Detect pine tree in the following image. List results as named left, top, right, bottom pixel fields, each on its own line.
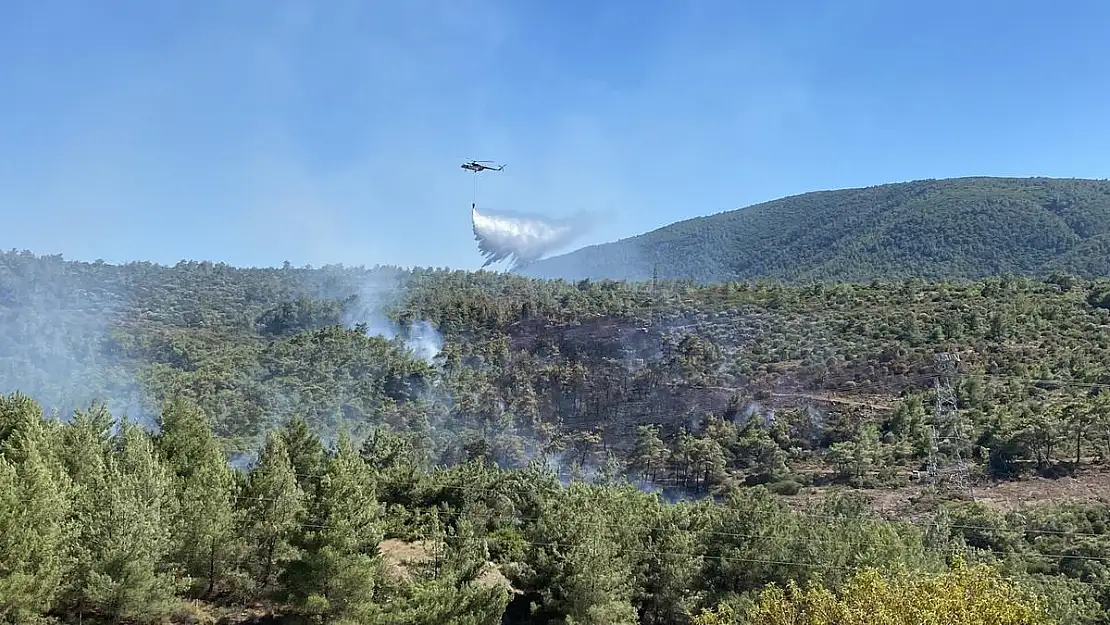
left=285, top=430, right=385, bottom=623
left=530, top=483, right=641, bottom=625
left=377, top=510, right=510, bottom=625
left=0, top=392, right=46, bottom=458
left=638, top=504, right=702, bottom=625
left=0, top=412, right=72, bottom=624
left=156, top=398, right=239, bottom=597
left=281, top=414, right=326, bottom=496
left=630, top=425, right=669, bottom=483
left=378, top=575, right=510, bottom=625
left=57, top=406, right=113, bottom=620
left=241, top=432, right=305, bottom=594
left=79, top=420, right=180, bottom=622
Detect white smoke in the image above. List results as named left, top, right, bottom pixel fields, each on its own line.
left=352, top=316, right=444, bottom=365
left=471, top=205, right=592, bottom=271
left=341, top=279, right=444, bottom=364
left=404, top=319, right=444, bottom=362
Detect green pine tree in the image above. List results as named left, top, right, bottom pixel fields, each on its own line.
left=156, top=398, right=240, bottom=597
left=0, top=411, right=72, bottom=624
left=281, top=414, right=326, bottom=497
left=77, top=419, right=180, bottom=623
left=241, top=431, right=306, bottom=595
left=285, top=430, right=385, bottom=624
left=57, top=405, right=113, bottom=620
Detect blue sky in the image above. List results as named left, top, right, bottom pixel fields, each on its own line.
left=2, top=0, right=1108, bottom=270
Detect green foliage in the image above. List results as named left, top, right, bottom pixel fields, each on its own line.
left=0, top=397, right=71, bottom=624
left=75, top=419, right=180, bottom=622
left=694, top=559, right=1055, bottom=625
left=284, top=430, right=386, bottom=623
left=0, top=395, right=1104, bottom=623
left=156, top=397, right=240, bottom=597
left=241, top=432, right=306, bottom=594
left=527, top=483, right=645, bottom=623
left=375, top=574, right=510, bottom=625
left=9, top=250, right=1110, bottom=495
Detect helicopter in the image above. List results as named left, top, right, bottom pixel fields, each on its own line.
left=461, top=160, right=505, bottom=173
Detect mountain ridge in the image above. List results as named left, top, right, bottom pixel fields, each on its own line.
left=521, top=176, right=1110, bottom=283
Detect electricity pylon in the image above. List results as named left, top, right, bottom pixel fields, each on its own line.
left=926, top=352, right=974, bottom=499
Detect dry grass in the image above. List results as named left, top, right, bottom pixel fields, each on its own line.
left=378, top=538, right=434, bottom=581
left=788, top=464, right=1110, bottom=518
left=377, top=538, right=516, bottom=594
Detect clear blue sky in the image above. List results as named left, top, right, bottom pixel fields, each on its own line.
left=2, top=0, right=1108, bottom=270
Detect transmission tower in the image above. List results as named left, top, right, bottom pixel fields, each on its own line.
left=648, top=263, right=659, bottom=327
left=926, top=352, right=974, bottom=499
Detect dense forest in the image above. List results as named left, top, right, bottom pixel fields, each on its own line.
left=523, top=176, right=1110, bottom=283
left=6, top=249, right=1110, bottom=622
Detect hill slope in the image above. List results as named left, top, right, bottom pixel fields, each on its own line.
left=6, top=249, right=1110, bottom=488
left=7, top=252, right=1110, bottom=621
left=522, top=176, right=1110, bottom=283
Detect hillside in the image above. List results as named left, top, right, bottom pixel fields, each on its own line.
left=6, top=251, right=1110, bottom=622
left=522, top=176, right=1110, bottom=283
left=5, top=250, right=1110, bottom=494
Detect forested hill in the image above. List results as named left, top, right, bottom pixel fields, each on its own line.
left=522, top=176, right=1110, bottom=283
left=9, top=251, right=1110, bottom=621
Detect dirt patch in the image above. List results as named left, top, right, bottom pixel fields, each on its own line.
left=970, top=469, right=1110, bottom=511
left=377, top=538, right=517, bottom=595
left=378, top=538, right=434, bottom=581
left=475, top=563, right=517, bottom=594
left=770, top=391, right=896, bottom=411
left=787, top=464, right=1110, bottom=518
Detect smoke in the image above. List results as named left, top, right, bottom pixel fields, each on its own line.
left=340, top=278, right=444, bottom=364
left=228, top=450, right=258, bottom=472
left=471, top=205, right=594, bottom=271
left=353, top=315, right=444, bottom=365
left=403, top=320, right=445, bottom=363
left=0, top=253, right=157, bottom=427
left=355, top=317, right=444, bottom=365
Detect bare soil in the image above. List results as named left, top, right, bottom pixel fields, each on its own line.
left=790, top=463, right=1110, bottom=518
left=377, top=537, right=516, bottom=594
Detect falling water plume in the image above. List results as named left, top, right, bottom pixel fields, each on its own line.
left=471, top=205, right=590, bottom=271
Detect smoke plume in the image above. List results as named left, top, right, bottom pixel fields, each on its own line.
left=341, top=278, right=444, bottom=364
left=471, top=205, right=592, bottom=271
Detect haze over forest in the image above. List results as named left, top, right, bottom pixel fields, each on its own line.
left=6, top=1, right=1110, bottom=624
left=5, top=228, right=1110, bottom=622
